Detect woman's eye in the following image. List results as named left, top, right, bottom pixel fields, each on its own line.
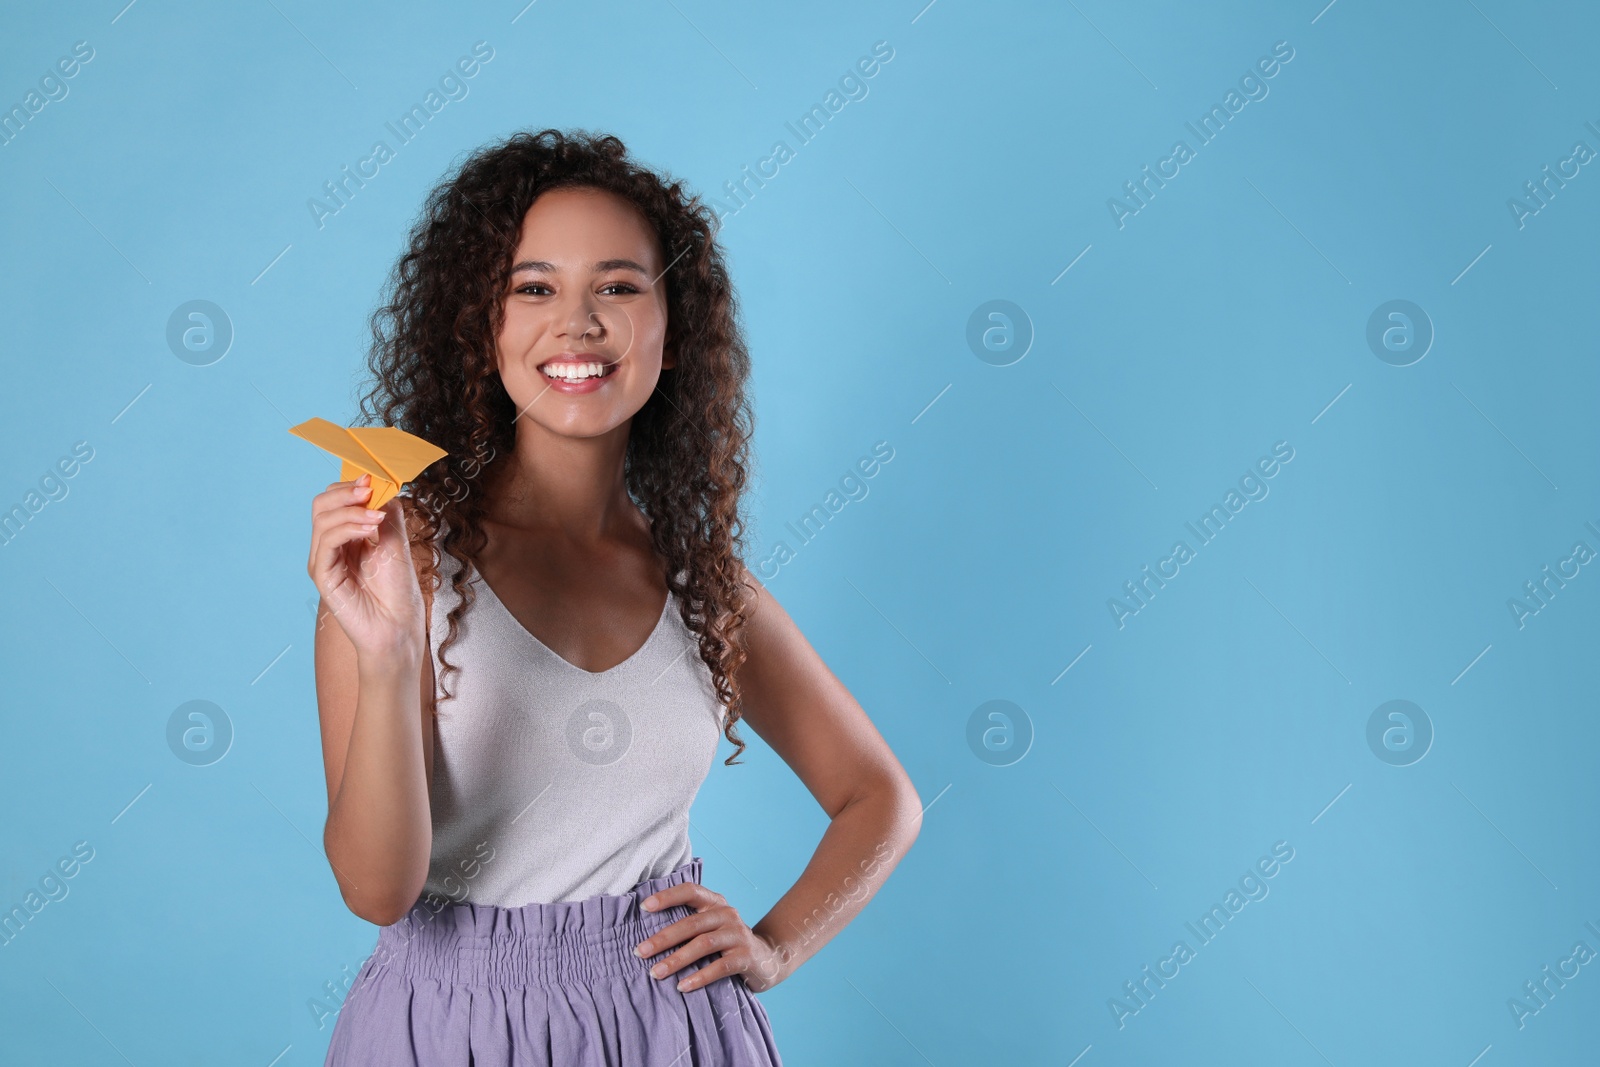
left=514, top=282, right=638, bottom=296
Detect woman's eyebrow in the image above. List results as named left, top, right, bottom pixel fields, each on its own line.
left=508, top=258, right=653, bottom=275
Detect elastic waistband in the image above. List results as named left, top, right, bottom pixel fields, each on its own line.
left=365, top=857, right=705, bottom=987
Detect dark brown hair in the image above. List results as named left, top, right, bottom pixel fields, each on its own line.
left=356, top=128, right=759, bottom=765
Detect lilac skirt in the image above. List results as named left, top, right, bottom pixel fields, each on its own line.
left=323, top=857, right=783, bottom=1066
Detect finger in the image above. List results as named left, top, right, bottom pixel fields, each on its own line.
left=644, top=912, right=736, bottom=971
left=635, top=908, right=723, bottom=959
left=366, top=502, right=401, bottom=544
left=675, top=954, right=744, bottom=993
left=313, top=474, right=372, bottom=527
left=310, top=517, right=387, bottom=582
left=310, top=509, right=388, bottom=565
left=312, top=482, right=374, bottom=517
left=641, top=883, right=721, bottom=913
left=648, top=929, right=735, bottom=983
left=307, top=489, right=382, bottom=572
left=312, top=503, right=387, bottom=534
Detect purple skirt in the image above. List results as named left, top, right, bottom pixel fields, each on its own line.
left=323, top=857, right=783, bottom=1066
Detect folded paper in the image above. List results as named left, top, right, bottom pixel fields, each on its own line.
left=288, top=417, right=448, bottom=510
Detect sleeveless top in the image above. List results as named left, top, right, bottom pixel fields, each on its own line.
left=418, top=531, right=725, bottom=907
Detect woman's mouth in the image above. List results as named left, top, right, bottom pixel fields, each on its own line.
left=538, top=358, right=618, bottom=393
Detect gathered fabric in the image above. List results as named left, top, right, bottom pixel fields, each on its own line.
left=323, top=857, right=783, bottom=1066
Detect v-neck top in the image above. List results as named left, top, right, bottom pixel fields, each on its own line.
left=419, top=534, right=726, bottom=907
left=475, top=569, right=675, bottom=678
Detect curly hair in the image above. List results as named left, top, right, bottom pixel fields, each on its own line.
left=356, top=127, right=759, bottom=765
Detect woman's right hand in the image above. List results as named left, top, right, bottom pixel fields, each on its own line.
left=307, top=474, right=426, bottom=664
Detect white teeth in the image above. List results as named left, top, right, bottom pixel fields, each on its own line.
left=542, top=362, right=610, bottom=380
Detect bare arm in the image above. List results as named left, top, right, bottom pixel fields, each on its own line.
left=733, top=565, right=923, bottom=987
left=310, top=481, right=438, bottom=926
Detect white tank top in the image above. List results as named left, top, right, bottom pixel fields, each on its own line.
left=419, top=532, right=725, bottom=907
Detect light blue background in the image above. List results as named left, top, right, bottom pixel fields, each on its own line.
left=2, top=0, right=1597, bottom=1063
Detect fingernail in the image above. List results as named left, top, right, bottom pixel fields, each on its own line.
left=651, top=963, right=666, bottom=978
left=366, top=510, right=384, bottom=520
left=641, top=897, right=657, bottom=910
left=634, top=943, right=649, bottom=957
left=676, top=979, right=690, bottom=991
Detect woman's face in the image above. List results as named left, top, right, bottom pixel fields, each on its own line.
left=495, top=185, right=674, bottom=439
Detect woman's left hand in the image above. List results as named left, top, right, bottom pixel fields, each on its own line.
left=634, top=883, right=787, bottom=993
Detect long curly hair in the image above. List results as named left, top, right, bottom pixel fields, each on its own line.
left=356, top=128, right=759, bottom=765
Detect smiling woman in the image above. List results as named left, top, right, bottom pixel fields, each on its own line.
left=499, top=199, right=671, bottom=408
left=307, top=128, right=922, bottom=1066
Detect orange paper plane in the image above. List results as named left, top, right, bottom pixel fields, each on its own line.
left=288, top=418, right=448, bottom=510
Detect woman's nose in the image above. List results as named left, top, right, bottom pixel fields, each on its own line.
left=562, top=293, right=605, bottom=340
left=558, top=291, right=635, bottom=357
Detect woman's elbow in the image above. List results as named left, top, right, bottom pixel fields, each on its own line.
left=871, top=771, right=924, bottom=846
left=338, top=883, right=415, bottom=927
left=899, top=784, right=924, bottom=843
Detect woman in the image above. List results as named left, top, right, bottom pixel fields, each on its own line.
left=307, top=128, right=922, bottom=1065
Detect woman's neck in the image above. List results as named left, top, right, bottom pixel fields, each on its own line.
left=482, top=418, right=638, bottom=543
